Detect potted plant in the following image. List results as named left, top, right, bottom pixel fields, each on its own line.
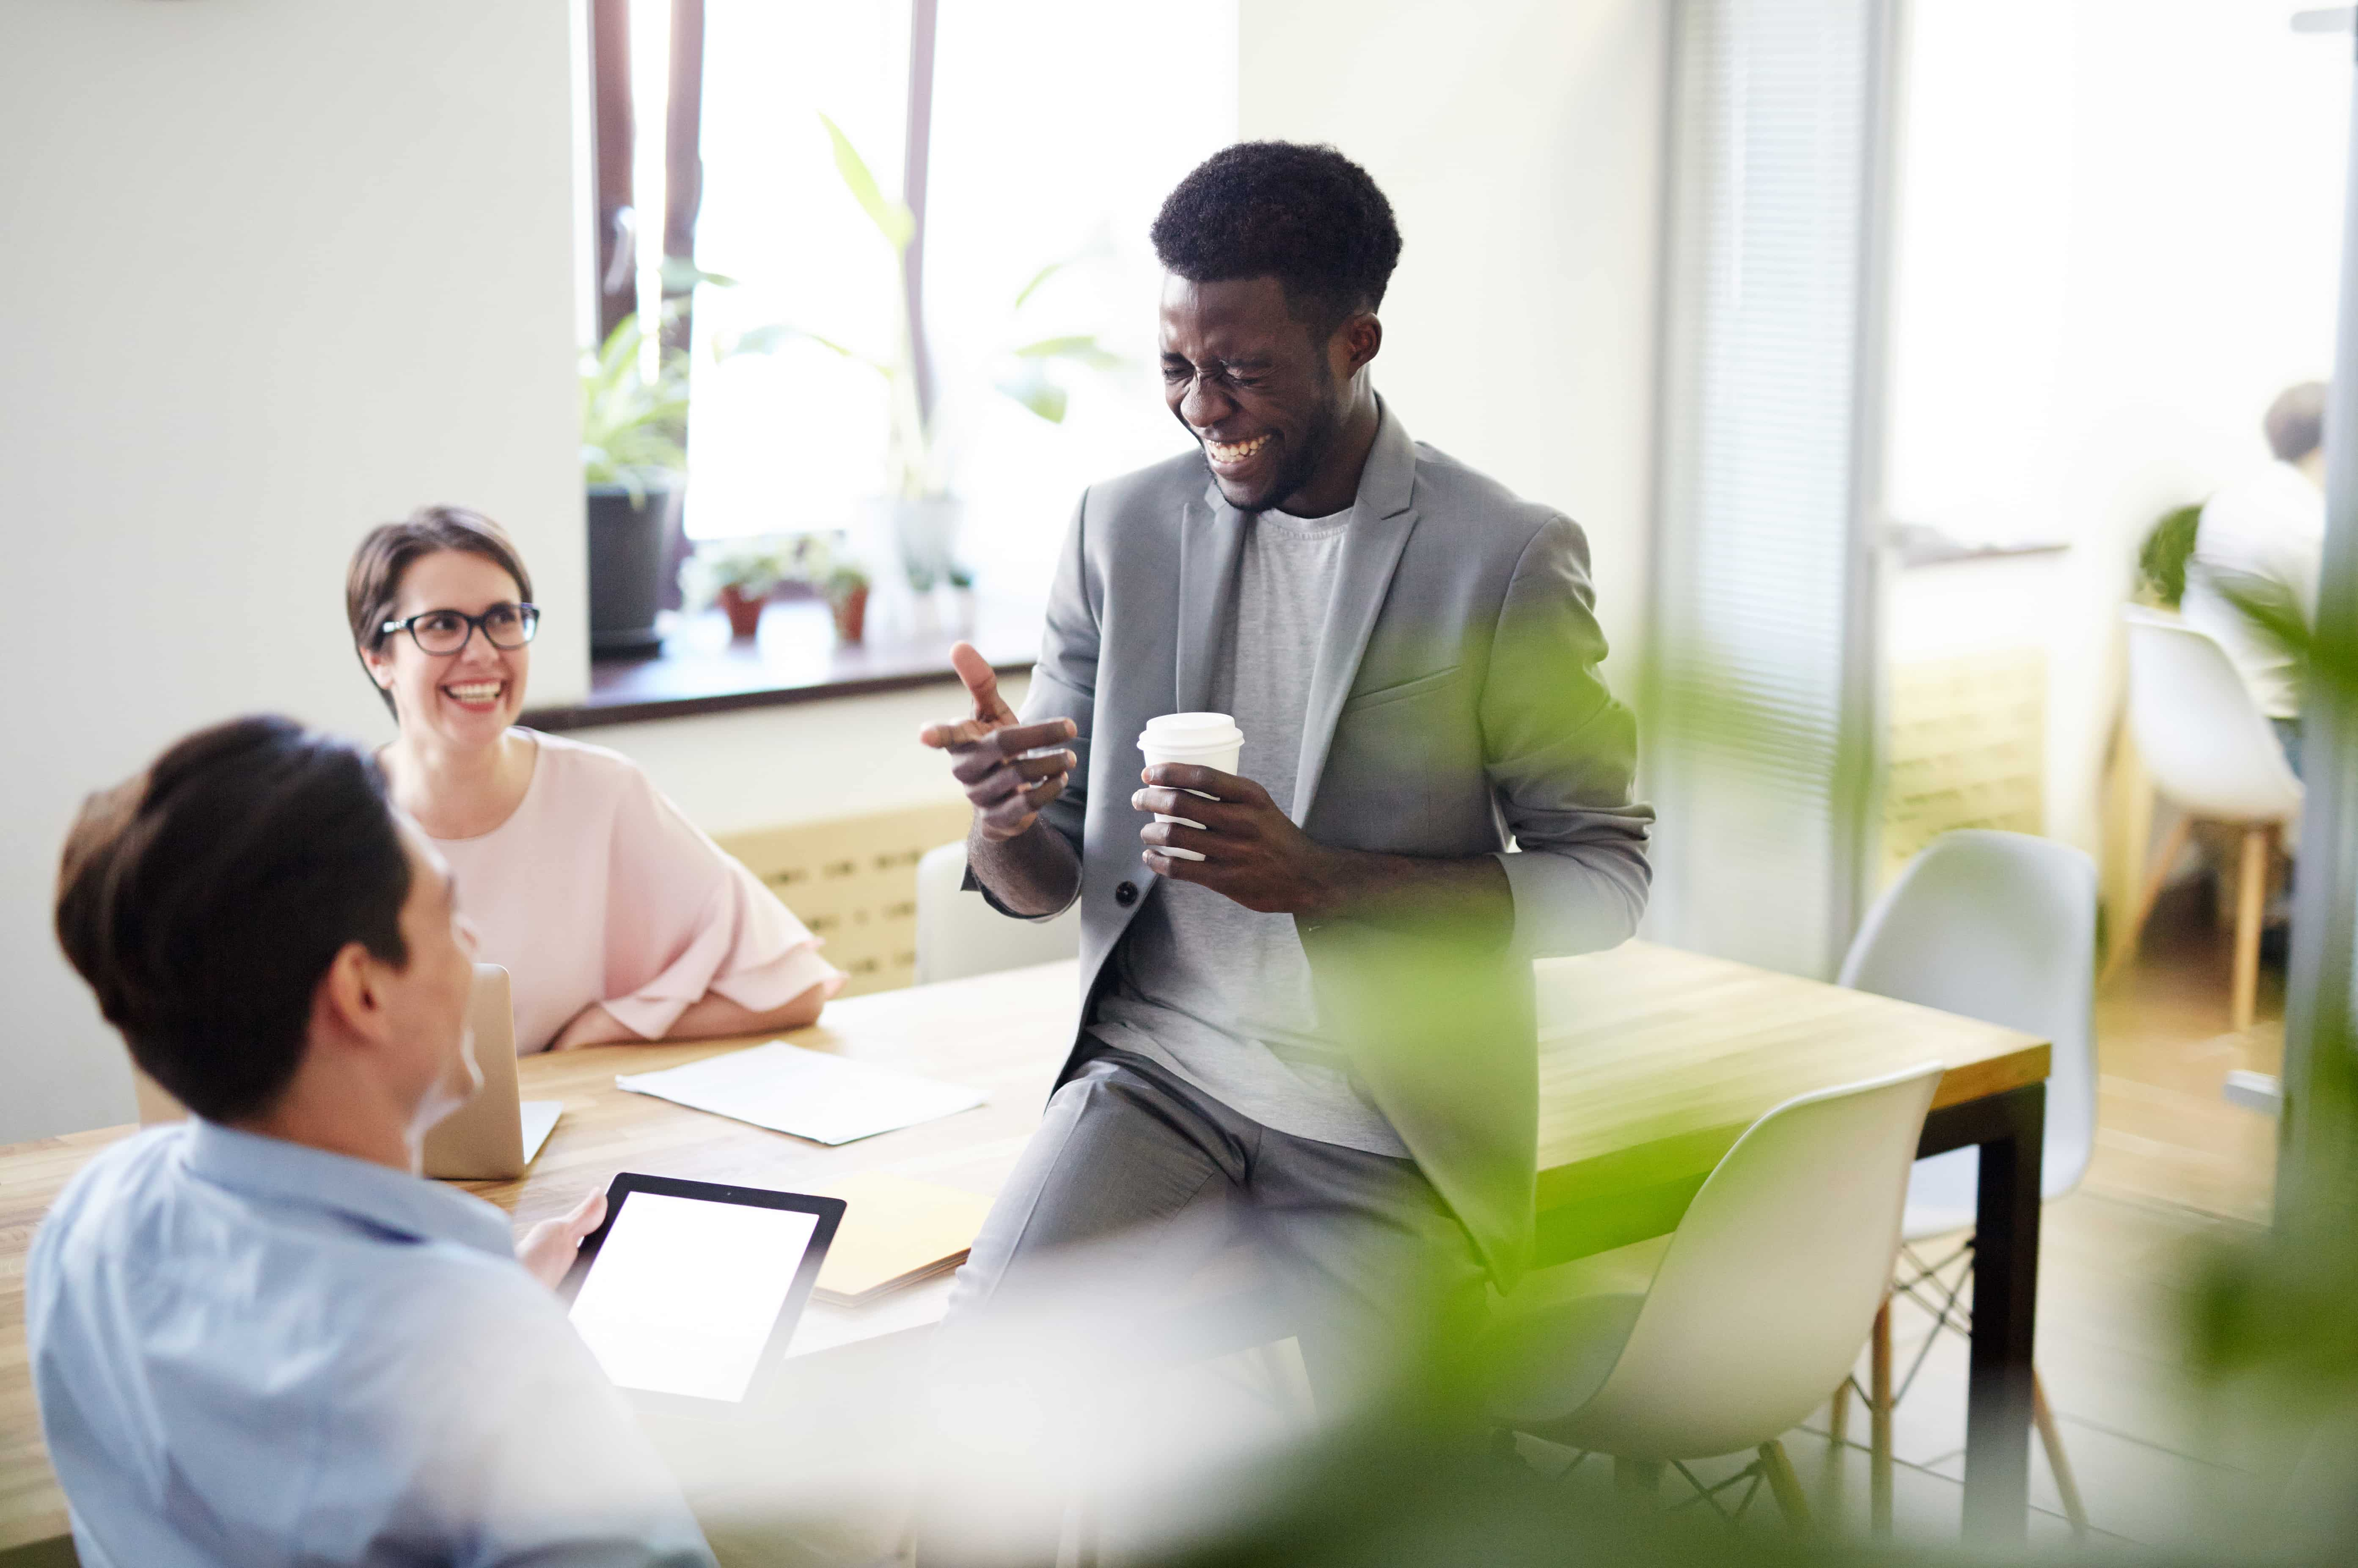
left=580, top=308, right=690, bottom=657
left=728, top=116, right=1120, bottom=621
left=768, top=532, right=870, bottom=646
left=681, top=536, right=794, bottom=639
left=824, top=560, right=872, bottom=645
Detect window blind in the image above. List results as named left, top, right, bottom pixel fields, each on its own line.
left=1643, top=0, right=1897, bottom=977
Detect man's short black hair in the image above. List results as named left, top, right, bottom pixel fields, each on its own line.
left=55, top=716, right=413, bottom=1122
left=2265, top=381, right=2328, bottom=465
left=1150, top=141, right=1403, bottom=338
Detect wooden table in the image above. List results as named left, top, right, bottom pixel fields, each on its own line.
left=0, top=942, right=2046, bottom=1560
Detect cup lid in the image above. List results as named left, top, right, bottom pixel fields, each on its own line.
left=1139, top=712, right=1243, bottom=750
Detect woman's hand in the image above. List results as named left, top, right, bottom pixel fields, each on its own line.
left=516, top=1187, right=606, bottom=1289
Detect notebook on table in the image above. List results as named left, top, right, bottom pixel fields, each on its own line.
left=808, top=1170, right=993, bottom=1307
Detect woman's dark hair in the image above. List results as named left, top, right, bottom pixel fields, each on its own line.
left=1149, top=140, right=1403, bottom=339
left=55, top=716, right=414, bottom=1122
left=346, top=505, right=534, bottom=716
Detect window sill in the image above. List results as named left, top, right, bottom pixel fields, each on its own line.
left=522, top=590, right=1041, bottom=731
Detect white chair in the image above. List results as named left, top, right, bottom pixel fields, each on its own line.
left=1486, top=1063, right=1943, bottom=1534
left=913, top=840, right=1082, bottom=986
left=2109, top=606, right=2303, bottom=1030
left=1833, top=829, right=2097, bottom=1536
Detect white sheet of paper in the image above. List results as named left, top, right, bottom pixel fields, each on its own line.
left=614, top=1042, right=988, bottom=1145
left=568, top=1192, right=818, bottom=1401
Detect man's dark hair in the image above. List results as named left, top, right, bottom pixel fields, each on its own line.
left=55, top=717, right=413, bottom=1122
left=1150, top=141, right=1403, bottom=338
left=2265, top=381, right=2329, bottom=465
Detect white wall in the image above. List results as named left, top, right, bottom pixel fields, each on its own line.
left=0, top=1, right=586, bottom=1142
left=1237, top=0, right=1669, bottom=675
left=592, top=674, right=1027, bottom=836
left=1883, top=0, right=2349, bottom=851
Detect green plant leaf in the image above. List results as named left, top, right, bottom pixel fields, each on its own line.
left=1011, top=333, right=1124, bottom=371
left=595, top=313, right=644, bottom=382
left=996, top=372, right=1068, bottom=424
left=715, top=319, right=896, bottom=382
left=726, top=323, right=801, bottom=357
left=1013, top=260, right=1065, bottom=311
left=820, top=113, right=914, bottom=252
left=660, top=255, right=737, bottom=293
left=579, top=308, right=691, bottom=483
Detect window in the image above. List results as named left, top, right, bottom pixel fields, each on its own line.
left=594, top=0, right=1238, bottom=590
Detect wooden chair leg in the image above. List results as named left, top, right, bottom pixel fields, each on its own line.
left=1758, top=1440, right=1813, bottom=1532
left=2231, top=825, right=2270, bottom=1033
left=1828, top=1379, right=1851, bottom=1446
left=2032, top=1371, right=2090, bottom=1538
left=1870, top=1298, right=1893, bottom=1538
left=2102, top=814, right=2194, bottom=983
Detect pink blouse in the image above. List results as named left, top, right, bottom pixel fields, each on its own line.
left=430, top=730, right=842, bottom=1054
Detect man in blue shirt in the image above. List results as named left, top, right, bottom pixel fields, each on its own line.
left=31, top=716, right=716, bottom=1568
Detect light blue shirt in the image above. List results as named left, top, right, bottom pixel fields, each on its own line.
left=26, top=1121, right=715, bottom=1568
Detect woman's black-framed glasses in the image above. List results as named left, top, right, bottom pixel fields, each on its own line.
left=379, top=602, right=541, bottom=656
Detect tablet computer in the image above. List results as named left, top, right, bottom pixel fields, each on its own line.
left=558, top=1173, right=846, bottom=1414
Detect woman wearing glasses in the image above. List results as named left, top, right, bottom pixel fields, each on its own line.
left=347, top=506, right=839, bottom=1052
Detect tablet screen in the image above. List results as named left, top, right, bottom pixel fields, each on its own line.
left=567, top=1191, right=821, bottom=1402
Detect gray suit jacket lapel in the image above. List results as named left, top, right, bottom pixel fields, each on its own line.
left=1290, top=407, right=1422, bottom=822
left=1175, top=488, right=1244, bottom=714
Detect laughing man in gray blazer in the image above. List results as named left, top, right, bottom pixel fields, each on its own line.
left=921, top=143, right=1651, bottom=1386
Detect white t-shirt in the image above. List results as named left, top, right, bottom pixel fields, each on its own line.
left=1089, top=505, right=1412, bottom=1157
left=2182, top=461, right=2324, bottom=719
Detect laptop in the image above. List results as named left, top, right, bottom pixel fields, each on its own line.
left=133, top=963, right=561, bottom=1181
left=424, top=964, right=564, bottom=1180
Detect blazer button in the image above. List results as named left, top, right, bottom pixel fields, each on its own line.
left=1114, top=880, right=1139, bottom=907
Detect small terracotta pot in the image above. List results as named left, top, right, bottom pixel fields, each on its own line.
left=717, top=583, right=767, bottom=639
left=831, top=584, right=869, bottom=645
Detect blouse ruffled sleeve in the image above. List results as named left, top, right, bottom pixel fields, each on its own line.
left=593, top=765, right=844, bottom=1041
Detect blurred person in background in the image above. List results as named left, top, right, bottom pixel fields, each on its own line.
left=32, top=716, right=714, bottom=1568
left=919, top=141, right=1652, bottom=1406
left=2183, top=380, right=2329, bottom=772
left=347, top=507, right=839, bottom=1052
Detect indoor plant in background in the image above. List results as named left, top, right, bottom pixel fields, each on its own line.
left=681, top=535, right=796, bottom=639
left=771, top=531, right=871, bottom=647
left=580, top=305, right=691, bottom=657
left=823, top=558, right=871, bottom=646
left=728, top=115, right=1121, bottom=629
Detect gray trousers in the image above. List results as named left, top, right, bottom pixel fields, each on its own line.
left=941, top=1049, right=1488, bottom=1399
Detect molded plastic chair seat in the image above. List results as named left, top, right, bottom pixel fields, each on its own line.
left=2111, top=607, right=2303, bottom=1030
left=2122, top=606, right=2302, bottom=827
left=1838, top=831, right=2098, bottom=1240
left=1485, top=1063, right=1942, bottom=1527
left=914, top=839, right=1082, bottom=986
left=1835, top=829, right=2098, bottom=1533
left=1486, top=1235, right=1669, bottom=1426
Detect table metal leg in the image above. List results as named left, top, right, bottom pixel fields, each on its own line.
left=1916, top=1082, right=2045, bottom=1544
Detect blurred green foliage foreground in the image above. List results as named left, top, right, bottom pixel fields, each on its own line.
left=1155, top=588, right=2358, bottom=1566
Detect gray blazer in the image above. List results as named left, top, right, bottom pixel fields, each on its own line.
left=985, top=403, right=1651, bottom=1282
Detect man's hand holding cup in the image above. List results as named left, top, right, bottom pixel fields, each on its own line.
left=1132, top=711, right=1345, bottom=917
left=919, top=642, right=1077, bottom=842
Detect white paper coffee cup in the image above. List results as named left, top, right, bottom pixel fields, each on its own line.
left=1138, top=712, right=1244, bottom=862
